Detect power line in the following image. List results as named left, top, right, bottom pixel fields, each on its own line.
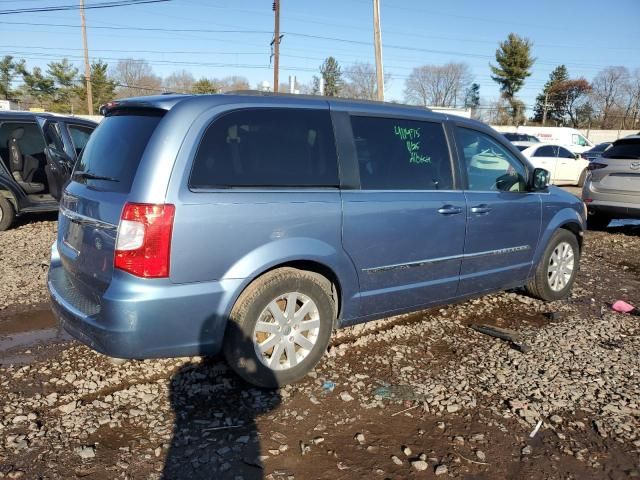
left=0, top=19, right=620, bottom=71
left=0, top=0, right=170, bottom=15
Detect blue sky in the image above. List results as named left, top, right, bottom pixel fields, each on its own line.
left=2, top=0, right=639, bottom=113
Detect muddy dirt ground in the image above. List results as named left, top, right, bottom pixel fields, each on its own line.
left=0, top=209, right=639, bottom=479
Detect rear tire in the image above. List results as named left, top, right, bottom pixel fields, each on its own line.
left=526, top=229, right=579, bottom=301
left=223, top=268, right=335, bottom=388
left=0, top=196, right=15, bottom=231
left=587, top=211, right=611, bottom=230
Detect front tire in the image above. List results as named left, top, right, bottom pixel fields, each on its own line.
left=0, top=196, right=16, bottom=231
left=526, top=229, right=579, bottom=301
left=223, top=268, right=335, bottom=388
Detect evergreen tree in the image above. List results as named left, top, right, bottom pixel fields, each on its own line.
left=319, top=57, right=342, bottom=97
left=76, top=60, right=116, bottom=113
left=47, top=58, right=79, bottom=112
left=191, top=78, right=219, bottom=94
left=21, top=66, right=55, bottom=109
left=532, top=65, right=569, bottom=124
left=464, top=83, right=480, bottom=109
left=0, top=55, right=26, bottom=100
left=490, top=33, right=535, bottom=124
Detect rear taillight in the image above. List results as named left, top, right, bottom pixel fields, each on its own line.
left=115, top=203, right=175, bottom=278
left=587, top=162, right=607, bottom=171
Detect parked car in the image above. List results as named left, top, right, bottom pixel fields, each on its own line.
left=502, top=132, right=540, bottom=143
left=520, top=143, right=590, bottom=186
left=582, top=135, right=640, bottom=229
left=494, top=126, right=594, bottom=154
left=0, top=112, right=97, bottom=230
left=48, top=93, right=586, bottom=388
left=582, top=142, right=612, bottom=162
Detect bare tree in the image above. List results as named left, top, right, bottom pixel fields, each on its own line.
left=404, top=62, right=472, bottom=107
left=341, top=62, right=390, bottom=100
left=217, top=75, right=250, bottom=92
left=163, top=69, right=195, bottom=93
left=590, top=66, right=629, bottom=128
left=621, top=69, right=640, bottom=129
left=112, top=59, right=162, bottom=97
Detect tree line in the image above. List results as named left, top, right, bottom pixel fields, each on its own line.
left=1, top=32, right=639, bottom=129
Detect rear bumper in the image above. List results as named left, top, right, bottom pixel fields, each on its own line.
left=583, top=181, right=640, bottom=219
left=48, top=243, right=243, bottom=359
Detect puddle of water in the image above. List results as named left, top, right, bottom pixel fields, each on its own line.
left=0, top=309, right=71, bottom=364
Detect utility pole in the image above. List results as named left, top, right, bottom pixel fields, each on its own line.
left=372, top=0, right=384, bottom=101
left=272, top=0, right=280, bottom=93
left=79, top=0, right=93, bottom=114
left=542, top=91, right=549, bottom=126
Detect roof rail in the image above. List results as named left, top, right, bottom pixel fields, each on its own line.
left=224, top=90, right=431, bottom=111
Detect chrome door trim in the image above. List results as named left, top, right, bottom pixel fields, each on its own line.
left=60, top=205, right=118, bottom=230
left=363, top=245, right=531, bottom=274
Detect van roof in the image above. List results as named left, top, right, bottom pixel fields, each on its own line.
left=103, top=91, right=437, bottom=115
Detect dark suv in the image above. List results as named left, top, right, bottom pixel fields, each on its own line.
left=0, top=111, right=97, bottom=230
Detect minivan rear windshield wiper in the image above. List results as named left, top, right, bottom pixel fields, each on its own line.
left=73, top=171, right=120, bottom=182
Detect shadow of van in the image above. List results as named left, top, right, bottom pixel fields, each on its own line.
left=163, top=321, right=280, bottom=480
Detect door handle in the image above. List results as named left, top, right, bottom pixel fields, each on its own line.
left=438, top=205, right=463, bottom=215
left=470, top=204, right=492, bottom=214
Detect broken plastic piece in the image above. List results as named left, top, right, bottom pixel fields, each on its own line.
left=611, top=300, right=639, bottom=316
left=529, top=420, right=543, bottom=438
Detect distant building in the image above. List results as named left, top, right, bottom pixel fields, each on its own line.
left=0, top=100, right=18, bottom=111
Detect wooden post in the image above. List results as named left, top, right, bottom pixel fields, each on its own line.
left=80, top=0, right=93, bottom=114
left=372, top=0, right=384, bottom=101
left=273, top=0, right=280, bottom=93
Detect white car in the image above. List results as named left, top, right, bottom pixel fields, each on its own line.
left=520, top=144, right=590, bottom=186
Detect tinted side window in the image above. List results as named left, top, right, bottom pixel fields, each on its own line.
left=456, top=127, right=527, bottom=192
left=534, top=145, right=555, bottom=157
left=68, top=125, right=94, bottom=155
left=190, top=108, right=338, bottom=188
left=350, top=116, right=453, bottom=190
left=42, top=122, right=65, bottom=152
left=558, top=147, right=574, bottom=158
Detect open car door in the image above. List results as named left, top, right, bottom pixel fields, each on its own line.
left=36, top=117, right=75, bottom=201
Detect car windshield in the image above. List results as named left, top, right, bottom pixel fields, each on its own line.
left=515, top=145, right=529, bottom=151
left=601, top=139, right=640, bottom=159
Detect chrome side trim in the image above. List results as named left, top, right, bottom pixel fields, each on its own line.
left=60, top=205, right=118, bottom=230
left=363, top=245, right=531, bottom=274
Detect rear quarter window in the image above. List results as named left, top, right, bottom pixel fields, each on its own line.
left=602, top=139, right=640, bottom=159
left=75, top=112, right=163, bottom=193
left=190, top=108, right=339, bottom=188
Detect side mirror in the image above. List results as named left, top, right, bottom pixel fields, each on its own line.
left=574, top=153, right=580, bottom=159
left=531, top=167, right=550, bottom=191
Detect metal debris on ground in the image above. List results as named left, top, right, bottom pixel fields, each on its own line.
left=471, top=324, right=531, bottom=353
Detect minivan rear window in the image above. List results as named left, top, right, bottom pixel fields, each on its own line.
left=74, top=111, right=163, bottom=193
left=190, top=108, right=339, bottom=188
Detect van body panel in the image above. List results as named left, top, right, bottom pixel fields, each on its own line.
left=47, top=93, right=586, bottom=361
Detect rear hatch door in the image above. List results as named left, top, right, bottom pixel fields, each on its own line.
left=593, top=138, right=640, bottom=195
left=57, top=109, right=164, bottom=299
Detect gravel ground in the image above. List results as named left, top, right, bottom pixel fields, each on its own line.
left=0, top=217, right=639, bottom=479
left=0, top=218, right=56, bottom=311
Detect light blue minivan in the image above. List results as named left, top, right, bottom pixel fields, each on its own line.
left=48, top=93, right=586, bottom=387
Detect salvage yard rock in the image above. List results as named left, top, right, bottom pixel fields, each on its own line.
left=0, top=219, right=639, bottom=479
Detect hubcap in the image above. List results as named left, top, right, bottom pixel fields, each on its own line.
left=547, top=241, right=575, bottom=292
left=253, top=292, right=320, bottom=371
